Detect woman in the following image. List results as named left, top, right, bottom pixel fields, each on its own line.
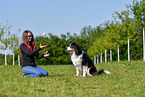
left=20, top=30, right=50, bottom=78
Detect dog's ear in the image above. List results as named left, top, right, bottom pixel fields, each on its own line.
left=74, top=45, right=82, bottom=55
left=74, top=47, right=78, bottom=54
left=70, top=42, right=73, bottom=46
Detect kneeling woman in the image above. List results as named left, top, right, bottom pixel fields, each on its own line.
left=20, top=30, right=50, bottom=78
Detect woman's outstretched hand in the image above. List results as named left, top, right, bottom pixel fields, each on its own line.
left=40, top=43, right=48, bottom=49
left=44, top=51, right=50, bottom=57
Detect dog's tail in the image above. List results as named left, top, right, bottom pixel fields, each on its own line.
left=88, top=68, right=111, bottom=76
left=97, top=69, right=111, bottom=75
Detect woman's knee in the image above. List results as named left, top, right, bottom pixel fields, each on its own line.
left=35, top=66, right=48, bottom=76
left=34, top=71, right=43, bottom=77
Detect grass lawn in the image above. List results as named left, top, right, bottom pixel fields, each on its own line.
left=1, top=61, right=145, bottom=97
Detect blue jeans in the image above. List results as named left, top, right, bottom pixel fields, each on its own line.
left=22, top=66, right=48, bottom=78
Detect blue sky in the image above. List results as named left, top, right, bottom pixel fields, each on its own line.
left=0, top=0, right=139, bottom=54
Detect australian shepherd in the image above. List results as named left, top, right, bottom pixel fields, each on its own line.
left=67, top=42, right=111, bottom=77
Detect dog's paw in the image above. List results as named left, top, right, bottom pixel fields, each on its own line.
left=83, top=75, right=86, bottom=77
left=87, top=74, right=93, bottom=76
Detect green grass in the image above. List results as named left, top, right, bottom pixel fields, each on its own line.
left=1, top=61, right=145, bottom=97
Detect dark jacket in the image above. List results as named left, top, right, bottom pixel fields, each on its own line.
left=20, top=43, right=44, bottom=68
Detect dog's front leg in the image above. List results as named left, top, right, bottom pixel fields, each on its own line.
left=76, top=67, right=79, bottom=76
left=83, top=66, right=87, bottom=77
left=76, top=67, right=82, bottom=76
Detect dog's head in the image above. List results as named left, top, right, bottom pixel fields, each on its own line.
left=67, top=42, right=82, bottom=55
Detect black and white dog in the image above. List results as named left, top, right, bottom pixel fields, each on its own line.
left=67, top=42, right=111, bottom=77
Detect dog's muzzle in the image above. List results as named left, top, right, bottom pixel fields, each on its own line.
left=67, top=47, right=73, bottom=53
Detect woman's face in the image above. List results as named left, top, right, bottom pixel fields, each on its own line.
left=28, top=32, right=32, bottom=42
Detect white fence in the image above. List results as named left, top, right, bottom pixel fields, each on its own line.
left=94, top=28, right=145, bottom=64
left=93, top=44, right=123, bottom=64
left=2, top=27, right=145, bottom=65
left=93, top=27, right=145, bottom=64
left=4, top=50, right=20, bottom=66
left=93, top=38, right=131, bottom=64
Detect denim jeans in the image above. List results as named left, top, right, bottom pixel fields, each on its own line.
left=22, top=66, right=48, bottom=78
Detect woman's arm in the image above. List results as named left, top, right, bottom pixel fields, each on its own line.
left=20, top=43, right=41, bottom=56
left=35, top=52, right=44, bottom=59
left=36, top=51, right=50, bottom=59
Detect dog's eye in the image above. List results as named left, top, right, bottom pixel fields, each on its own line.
left=70, top=46, right=74, bottom=48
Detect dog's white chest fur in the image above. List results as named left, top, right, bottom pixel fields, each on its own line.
left=71, top=53, right=83, bottom=67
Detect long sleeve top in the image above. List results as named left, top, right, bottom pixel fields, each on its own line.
left=20, top=43, right=44, bottom=68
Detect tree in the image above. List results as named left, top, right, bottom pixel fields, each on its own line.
left=88, top=0, right=145, bottom=61
left=0, top=21, right=20, bottom=52
left=35, top=33, right=73, bottom=65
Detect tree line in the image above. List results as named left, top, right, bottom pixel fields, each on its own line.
left=0, top=0, right=145, bottom=65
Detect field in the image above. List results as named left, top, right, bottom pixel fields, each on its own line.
left=1, top=61, right=145, bottom=97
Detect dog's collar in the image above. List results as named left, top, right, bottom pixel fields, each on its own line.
left=82, top=51, right=84, bottom=54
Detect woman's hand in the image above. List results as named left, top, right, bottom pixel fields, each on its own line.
left=44, top=51, right=50, bottom=57
left=40, top=43, right=48, bottom=49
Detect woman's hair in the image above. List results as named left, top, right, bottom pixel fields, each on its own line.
left=22, top=30, right=34, bottom=45
left=20, top=30, right=37, bottom=54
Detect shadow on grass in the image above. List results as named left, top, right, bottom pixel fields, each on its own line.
left=49, top=74, right=64, bottom=77
left=34, top=89, right=46, bottom=92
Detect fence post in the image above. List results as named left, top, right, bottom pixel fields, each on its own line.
left=97, top=55, right=99, bottom=64
left=5, top=50, right=7, bottom=65
left=110, top=49, right=112, bottom=62
left=128, top=38, right=130, bottom=61
left=18, top=55, right=20, bottom=66
left=100, top=52, right=102, bottom=63
left=143, top=27, right=145, bottom=61
left=105, top=49, right=107, bottom=63
left=118, top=44, right=119, bottom=62
left=13, top=53, right=14, bottom=65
